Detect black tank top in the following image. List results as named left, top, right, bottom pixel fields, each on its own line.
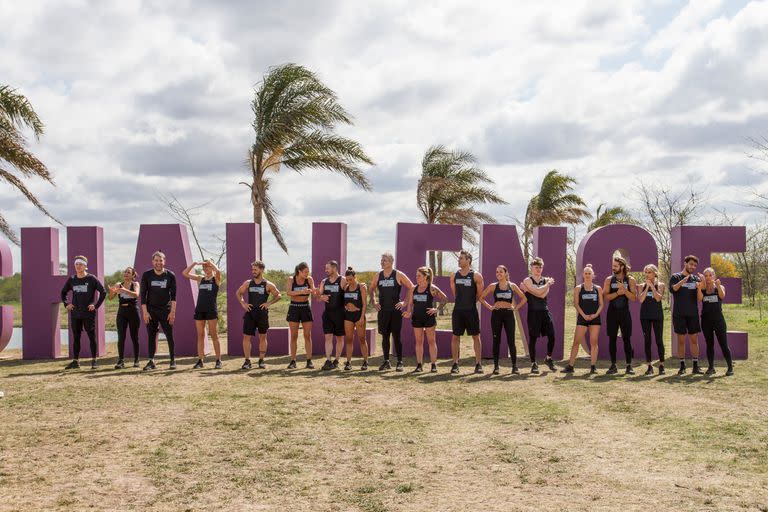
left=291, top=277, right=310, bottom=305
left=578, top=284, right=600, bottom=316
left=377, top=270, right=402, bottom=311
left=640, top=283, right=663, bottom=320
left=118, top=282, right=138, bottom=308
left=493, top=282, right=514, bottom=304
left=412, top=284, right=434, bottom=318
left=323, top=275, right=343, bottom=311
left=344, top=284, right=363, bottom=311
left=701, top=287, right=723, bottom=318
left=247, top=279, right=269, bottom=310
left=196, top=277, right=219, bottom=313
left=608, top=275, right=630, bottom=310
left=454, top=270, right=477, bottom=310
left=525, top=276, right=549, bottom=312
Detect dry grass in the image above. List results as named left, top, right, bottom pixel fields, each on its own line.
left=1, top=304, right=767, bottom=511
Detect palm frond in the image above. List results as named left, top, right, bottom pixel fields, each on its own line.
left=0, top=85, right=44, bottom=139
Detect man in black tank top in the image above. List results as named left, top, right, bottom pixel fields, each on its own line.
left=521, top=257, right=558, bottom=374
left=670, top=255, right=704, bottom=375
left=603, top=256, right=637, bottom=375
left=319, top=260, right=347, bottom=371
left=450, top=250, right=484, bottom=374
left=236, top=261, right=281, bottom=370
left=370, top=252, right=414, bottom=371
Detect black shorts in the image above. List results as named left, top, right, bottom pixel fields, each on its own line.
left=606, top=308, right=632, bottom=338
left=344, top=310, right=363, bottom=324
left=243, top=311, right=269, bottom=336
left=322, top=310, right=345, bottom=336
left=378, top=309, right=403, bottom=336
left=577, top=314, right=601, bottom=326
left=411, top=313, right=436, bottom=329
left=286, top=304, right=313, bottom=323
left=452, top=309, right=480, bottom=336
left=194, top=310, right=218, bottom=321
left=527, top=309, right=555, bottom=339
left=673, top=314, right=700, bottom=335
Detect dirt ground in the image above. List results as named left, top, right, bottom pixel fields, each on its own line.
left=1, top=304, right=767, bottom=511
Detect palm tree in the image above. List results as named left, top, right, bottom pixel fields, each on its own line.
left=416, top=145, right=507, bottom=274
left=0, top=85, right=60, bottom=244
left=587, top=203, right=635, bottom=231
left=244, top=63, right=374, bottom=253
left=523, top=170, right=590, bottom=262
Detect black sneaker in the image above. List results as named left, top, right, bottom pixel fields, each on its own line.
left=511, top=366, right=520, bottom=374
left=331, top=359, right=339, bottom=370
left=450, top=362, right=460, bottom=374
left=343, top=361, right=352, bottom=371
left=257, top=359, right=266, bottom=369
left=705, top=367, right=716, bottom=376
left=658, top=364, right=665, bottom=375
left=726, top=367, right=734, bottom=376
left=133, top=359, right=140, bottom=368
left=361, top=361, right=369, bottom=371
left=644, top=365, right=654, bottom=376
left=563, top=365, right=574, bottom=374
left=214, top=360, right=222, bottom=369
left=143, top=360, right=156, bottom=371
left=321, top=359, right=333, bottom=371
left=606, top=365, right=618, bottom=375
left=241, top=359, right=252, bottom=370
left=193, top=359, right=204, bottom=370
left=530, top=363, right=539, bottom=375
left=625, top=365, right=635, bottom=375
left=677, top=362, right=686, bottom=375
left=692, top=362, right=703, bottom=375
left=114, top=359, right=125, bottom=370
left=545, top=358, right=557, bottom=372
left=474, top=363, right=483, bottom=374
left=492, top=364, right=500, bottom=375
left=379, top=360, right=391, bottom=371
left=414, top=363, right=423, bottom=373
left=589, top=365, right=597, bottom=374
left=65, top=360, right=80, bottom=370
left=169, top=360, right=177, bottom=370
left=306, top=360, right=315, bottom=369
left=90, top=359, right=98, bottom=370
left=287, top=360, right=297, bottom=369
left=395, top=360, right=404, bottom=372
left=430, top=363, right=438, bottom=373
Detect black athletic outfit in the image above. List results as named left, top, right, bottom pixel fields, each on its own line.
left=286, top=277, right=313, bottom=323
left=700, top=287, right=733, bottom=370
left=640, top=283, right=664, bottom=363
left=606, top=275, right=633, bottom=366
left=525, top=277, right=555, bottom=361
left=670, top=272, right=701, bottom=334
left=411, top=285, right=436, bottom=328
left=343, top=285, right=363, bottom=323
left=576, top=284, right=601, bottom=326
left=116, top=282, right=140, bottom=360
left=490, top=283, right=516, bottom=366
left=194, top=277, right=219, bottom=320
left=452, top=270, right=480, bottom=336
left=243, top=279, right=270, bottom=335
left=321, top=275, right=345, bottom=336
left=377, top=270, right=403, bottom=362
left=60, top=273, right=106, bottom=358
left=140, top=269, right=177, bottom=360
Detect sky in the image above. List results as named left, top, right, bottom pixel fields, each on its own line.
left=1, top=0, right=767, bottom=273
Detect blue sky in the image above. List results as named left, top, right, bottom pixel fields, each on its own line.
left=1, top=0, right=766, bottom=272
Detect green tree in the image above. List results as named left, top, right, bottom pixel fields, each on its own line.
left=416, top=144, right=507, bottom=274
left=587, top=203, right=635, bottom=231
left=244, top=64, right=374, bottom=253
left=0, top=85, right=61, bottom=244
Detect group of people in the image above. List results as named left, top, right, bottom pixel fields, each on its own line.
left=59, top=251, right=734, bottom=377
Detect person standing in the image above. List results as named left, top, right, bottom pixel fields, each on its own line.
left=698, top=267, right=734, bottom=376
left=62, top=255, right=106, bottom=370
left=286, top=262, right=315, bottom=369
left=183, top=260, right=223, bottom=369
left=450, top=250, right=485, bottom=375
left=563, top=264, right=603, bottom=375
left=319, top=260, right=346, bottom=371
left=370, top=252, right=414, bottom=372
left=670, top=255, right=704, bottom=375
left=107, top=267, right=141, bottom=369
left=236, top=261, right=282, bottom=370
left=603, top=256, right=637, bottom=375
left=140, top=251, right=177, bottom=371
left=638, top=264, right=666, bottom=376
left=342, top=267, right=369, bottom=371
left=403, top=266, right=447, bottom=373
left=480, top=265, right=527, bottom=375
left=520, top=257, right=558, bottom=374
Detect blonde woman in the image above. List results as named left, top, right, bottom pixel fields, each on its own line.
left=563, top=264, right=603, bottom=374
left=403, top=267, right=446, bottom=373
left=480, top=265, right=527, bottom=375
left=697, top=267, right=734, bottom=376
left=182, top=259, right=223, bottom=369
left=638, top=264, right=665, bottom=375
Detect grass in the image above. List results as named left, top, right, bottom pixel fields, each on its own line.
left=0, top=303, right=767, bottom=511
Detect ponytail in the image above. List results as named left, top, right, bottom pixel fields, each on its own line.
left=345, top=266, right=356, bottom=277
left=417, top=266, right=433, bottom=287
left=294, top=261, right=309, bottom=277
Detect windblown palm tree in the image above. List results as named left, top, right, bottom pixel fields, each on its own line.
left=587, top=203, right=635, bottom=231
left=416, top=144, right=507, bottom=273
left=244, top=63, right=374, bottom=253
left=0, top=85, right=60, bottom=244
left=523, top=170, right=590, bottom=262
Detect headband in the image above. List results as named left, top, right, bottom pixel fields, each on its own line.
left=74, top=258, right=88, bottom=266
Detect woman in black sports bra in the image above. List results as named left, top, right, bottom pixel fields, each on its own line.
left=638, top=264, right=666, bottom=375
left=108, top=267, right=141, bottom=369
left=341, top=267, right=369, bottom=370
left=480, top=265, right=527, bottom=375
left=403, top=266, right=446, bottom=373
left=563, top=264, right=603, bottom=374
left=285, top=262, right=316, bottom=369
left=697, top=267, right=734, bottom=376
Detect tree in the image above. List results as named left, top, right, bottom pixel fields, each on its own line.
left=0, top=85, right=61, bottom=244
left=158, top=193, right=226, bottom=266
left=522, top=170, right=590, bottom=263
left=416, top=145, right=507, bottom=274
left=587, top=203, right=635, bottom=231
left=244, top=63, right=374, bottom=253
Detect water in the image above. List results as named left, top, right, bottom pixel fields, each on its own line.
left=5, top=328, right=119, bottom=349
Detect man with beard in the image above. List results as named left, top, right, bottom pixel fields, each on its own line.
left=603, top=256, right=637, bottom=375
left=670, top=255, right=704, bottom=375
left=236, top=260, right=282, bottom=370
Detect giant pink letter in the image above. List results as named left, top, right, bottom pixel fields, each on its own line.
left=0, top=237, right=13, bottom=353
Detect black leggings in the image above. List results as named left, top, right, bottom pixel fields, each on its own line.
left=607, top=308, right=633, bottom=365
left=491, top=309, right=516, bottom=366
left=146, top=307, right=175, bottom=360
left=381, top=332, right=402, bottom=362
left=702, top=314, right=733, bottom=369
left=117, top=308, right=140, bottom=360
left=640, top=318, right=664, bottom=363
left=71, top=316, right=96, bottom=359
